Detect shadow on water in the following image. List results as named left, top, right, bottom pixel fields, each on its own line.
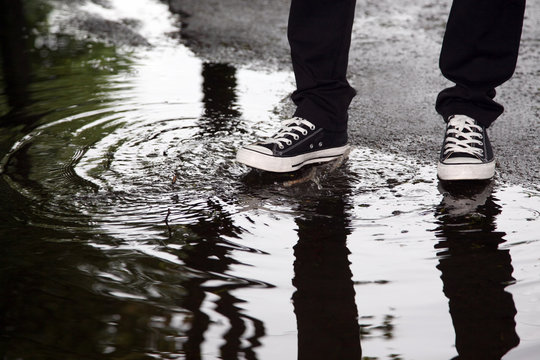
left=435, top=181, right=520, bottom=360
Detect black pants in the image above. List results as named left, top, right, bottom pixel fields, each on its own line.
left=288, top=0, right=526, bottom=130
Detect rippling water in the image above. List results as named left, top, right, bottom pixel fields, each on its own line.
left=1, top=1, right=539, bottom=359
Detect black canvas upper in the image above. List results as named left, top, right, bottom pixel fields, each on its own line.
left=255, top=122, right=348, bottom=158
left=440, top=116, right=494, bottom=163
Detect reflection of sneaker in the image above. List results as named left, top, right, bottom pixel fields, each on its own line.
left=236, top=117, right=350, bottom=172
left=437, top=181, right=494, bottom=218
left=437, top=115, right=495, bottom=181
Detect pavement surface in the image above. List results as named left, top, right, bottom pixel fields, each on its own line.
left=166, top=0, right=539, bottom=187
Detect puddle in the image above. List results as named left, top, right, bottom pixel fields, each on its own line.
left=1, top=1, right=539, bottom=359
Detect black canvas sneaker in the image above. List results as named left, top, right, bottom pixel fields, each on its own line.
left=236, top=117, right=350, bottom=172
left=437, top=115, right=495, bottom=181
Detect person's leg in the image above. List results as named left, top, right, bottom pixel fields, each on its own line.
left=436, top=0, right=526, bottom=181
left=236, top=0, right=357, bottom=172
left=436, top=0, right=526, bottom=128
left=289, top=0, right=357, bottom=132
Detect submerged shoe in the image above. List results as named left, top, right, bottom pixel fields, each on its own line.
left=236, top=117, right=349, bottom=172
left=437, top=115, right=495, bottom=181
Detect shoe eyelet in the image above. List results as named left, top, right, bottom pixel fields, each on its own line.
left=293, top=135, right=299, bottom=140
left=278, top=145, right=284, bottom=150
left=318, top=142, right=323, bottom=147
left=310, top=126, right=315, bottom=130
left=287, top=140, right=292, bottom=145
left=309, top=144, right=313, bottom=149
left=302, top=130, right=308, bottom=135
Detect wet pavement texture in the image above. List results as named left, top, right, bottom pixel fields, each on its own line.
left=0, top=1, right=539, bottom=360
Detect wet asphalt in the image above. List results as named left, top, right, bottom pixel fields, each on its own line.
left=166, top=0, right=539, bottom=187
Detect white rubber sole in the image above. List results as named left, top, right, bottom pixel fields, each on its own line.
left=236, top=145, right=350, bottom=173
left=437, top=160, right=495, bottom=180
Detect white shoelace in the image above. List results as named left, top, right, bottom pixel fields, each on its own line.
left=443, top=115, right=484, bottom=157
left=265, top=117, right=316, bottom=149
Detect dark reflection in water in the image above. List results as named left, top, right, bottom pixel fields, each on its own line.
left=1, top=228, right=159, bottom=358
left=0, top=6, right=264, bottom=354
left=1, top=220, right=264, bottom=357
left=202, top=63, right=241, bottom=123
left=0, top=0, right=31, bottom=111
left=171, top=198, right=266, bottom=360
left=435, top=181, right=519, bottom=360
left=0, top=0, right=132, bottom=140
left=292, top=184, right=362, bottom=359
left=172, top=62, right=264, bottom=359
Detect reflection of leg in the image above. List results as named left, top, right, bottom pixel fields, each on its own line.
left=439, top=248, right=519, bottom=360
left=436, top=0, right=526, bottom=127
left=201, top=63, right=240, bottom=121
left=216, top=292, right=246, bottom=359
left=216, top=292, right=265, bottom=360
left=288, top=0, right=357, bottom=132
left=435, top=186, right=519, bottom=359
left=180, top=203, right=251, bottom=359
left=293, top=197, right=361, bottom=360
left=182, top=283, right=210, bottom=360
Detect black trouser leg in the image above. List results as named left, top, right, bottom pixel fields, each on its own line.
left=288, top=0, right=357, bottom=132
left=436, top=0, right=526, bottom=128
